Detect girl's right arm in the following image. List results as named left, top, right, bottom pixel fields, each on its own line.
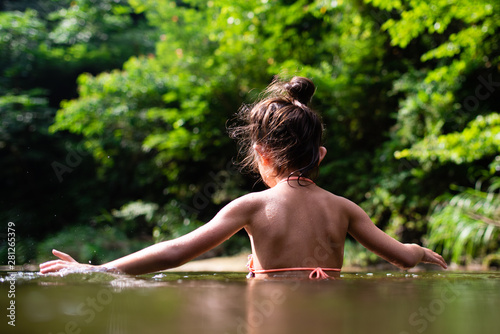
left=344, top=199, right=447, bottom=270
left=40, top=195, right=259, bottom=275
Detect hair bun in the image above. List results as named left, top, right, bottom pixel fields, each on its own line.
left=284, top=76, right=316, bottom=105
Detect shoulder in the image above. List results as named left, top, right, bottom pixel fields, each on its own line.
left=317, top=187, right=366, bottom=218
left=315, top=186, right=352, bottom=205
left=218, top=190, right=268, bottom=218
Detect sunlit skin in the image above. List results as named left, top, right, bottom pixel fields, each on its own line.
left=39, top=144, right=447, bottom=277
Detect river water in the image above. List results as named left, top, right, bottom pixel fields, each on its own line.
left=1, top=270, right=499, bottom=334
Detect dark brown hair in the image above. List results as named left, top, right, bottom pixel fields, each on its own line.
left=229, top=76, right=324, bottom=182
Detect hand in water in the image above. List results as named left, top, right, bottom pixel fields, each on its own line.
left=421, top=247, right=448, bottom=269
left=39, top=249, right=94, bottom=274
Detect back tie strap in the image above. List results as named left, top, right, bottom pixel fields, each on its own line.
left=247, top=255, right=340, bottom=280
left=309, top=267, right=330, bottom=279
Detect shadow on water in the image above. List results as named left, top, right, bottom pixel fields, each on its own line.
left=1, top=270, right=499, bottom=334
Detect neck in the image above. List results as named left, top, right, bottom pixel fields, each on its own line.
left=278, top=176, right=315, bottom=185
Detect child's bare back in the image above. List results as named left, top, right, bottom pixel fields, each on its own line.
left=241, top=176, right=446, bottom=279
left=244, top=179, right=348, bottom=277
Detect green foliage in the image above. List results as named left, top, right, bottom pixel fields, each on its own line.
left=2, top=0, right=500, bottom=266
left=51, top=0, right=401, bottom=216
left=0, top=0, right=160, bottom=263
left=36, top=225, right=151, bottom=264
left=92, top=199, right=248, bottom=260
left=47, top=0, right=133, bottom=45
left=45, top=0, right=157, bottom=65
left=0, top=93, right=53, bottom=138
left=396, top=113, right=500, bottom=169
left=426, top=186, right=500, bottom=264
left=366, top=0, right=500, bottom=261
left=0, top=10, right=47, bottom=89
left=344, top=239, right=379, bottom=268
left=50, top=57, right=167, bottom=170
left=99, top=199, right=203, bottom=242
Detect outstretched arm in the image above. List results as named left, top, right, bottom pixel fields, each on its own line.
left=345, top=199, right=447, bottom=270
left=40, top=196, right=255, bottom=275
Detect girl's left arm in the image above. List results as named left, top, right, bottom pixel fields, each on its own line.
left=39, top=195, right=257, bottom=275
left=345, top=199, right=447, bottom=270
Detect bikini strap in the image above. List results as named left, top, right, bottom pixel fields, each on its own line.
left=247, top=255, right=340, bottom=280
left=278, top=176, right=315, bottom=185
left=309, top=267, right=331, bottom=279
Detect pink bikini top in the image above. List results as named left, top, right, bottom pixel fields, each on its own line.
left=246, top=255, right=341, bottom=280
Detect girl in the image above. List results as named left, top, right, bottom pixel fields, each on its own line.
left=40, top=76, right=447, bottom=279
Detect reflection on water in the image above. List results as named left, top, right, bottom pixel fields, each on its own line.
left=1, top=271, right=499, bottom=334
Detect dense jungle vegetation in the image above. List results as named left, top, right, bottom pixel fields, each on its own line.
left=1, top=0, right=499, bottom=268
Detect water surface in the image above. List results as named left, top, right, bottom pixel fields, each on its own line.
left=1, top=271, right=499, bottom=334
